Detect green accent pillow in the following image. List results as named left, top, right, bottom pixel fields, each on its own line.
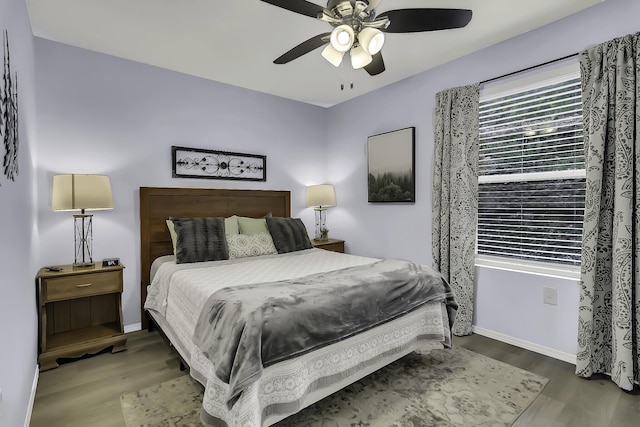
left=237, top=216, right=269, bottom=235
left=166, top=219, right=178, bottom=254
left=225, top=216, right=240, bottom=235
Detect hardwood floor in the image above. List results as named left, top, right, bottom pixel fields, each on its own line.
left=455, top=334, right=639, bottom=427
left=31, top=330, right=639, bottom=426
left=31, top=330, right=186, bottom=427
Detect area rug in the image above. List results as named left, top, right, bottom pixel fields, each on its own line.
left=121, top=347, right=547, bottom=426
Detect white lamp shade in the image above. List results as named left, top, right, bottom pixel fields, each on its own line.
left=306, top=184, right=337, bottom=208
left=358, top=27, right=385, bottom=55
left=52, top=174, right=114, bottom=211
left=321, top=44, right=345, bottom=67
left=330, top=25, right=355, bottom=53
left=350, top=45, right=373, bottom=69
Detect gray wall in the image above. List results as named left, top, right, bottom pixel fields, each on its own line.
left=326, top=0, right=640, bottom=359
left=0, top=0, right=38, bottom=426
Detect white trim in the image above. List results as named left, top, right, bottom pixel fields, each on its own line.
left=476, top=254, right=581, bottom=281
left=24, top=364, right=39, bottom=427
left=481, top=61, right=580, bottom=101
left=124, top=322, right=142, bottom=333
left=471, top=326, right=577, bottom=365
left=478, top=169, right=586, bottom=184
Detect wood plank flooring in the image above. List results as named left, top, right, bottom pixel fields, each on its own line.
left=30, top=331, right=639, bottom=426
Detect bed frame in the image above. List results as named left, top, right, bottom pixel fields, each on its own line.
left=139, top=187, right=291, bottom=329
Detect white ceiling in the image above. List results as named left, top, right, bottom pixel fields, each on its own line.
left=26, top=0, right=602, bottom=108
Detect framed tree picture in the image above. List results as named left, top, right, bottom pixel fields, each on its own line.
left=367, top=127, right=415, bottom=203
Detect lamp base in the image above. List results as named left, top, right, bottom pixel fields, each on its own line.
left=314, top=208, right=329, bottom=241
left=73, top=213, right=94, bottom=266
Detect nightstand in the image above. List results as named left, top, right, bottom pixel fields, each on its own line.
left=36, top=263, right=127, bottom=371
left=312, top=238, right=345, bottom=253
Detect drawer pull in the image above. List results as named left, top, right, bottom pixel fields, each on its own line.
left=76, top=283, right=93, bottom=288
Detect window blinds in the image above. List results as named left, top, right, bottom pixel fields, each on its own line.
left=478, top=75, right=585, bottom=266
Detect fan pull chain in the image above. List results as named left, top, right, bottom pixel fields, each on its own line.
left=339, top=62, right=354, bottom=91
left=350, top=64, right=354, bottom=90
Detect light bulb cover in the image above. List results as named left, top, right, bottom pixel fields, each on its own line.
left=321, top=44, right=345, bottom=67
left=358, top=27, right=385, bottom=55
left=330, top=25, right=355, bottom=53
left=350, top=44, right=373, bottom=69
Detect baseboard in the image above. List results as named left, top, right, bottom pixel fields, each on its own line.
left=24, top=364, right=39, bottom=427
left=471, top=326, right=577, bottom=365
left=124, top=322, right=142, bottom=334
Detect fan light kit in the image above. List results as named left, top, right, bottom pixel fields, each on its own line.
left=263, top=0, right=473, bottom=76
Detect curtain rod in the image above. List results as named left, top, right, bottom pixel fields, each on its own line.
left=479, top=52, right=579, bottom=86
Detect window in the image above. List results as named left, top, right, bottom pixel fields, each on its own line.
left=477, top=65, right=585, bottom=271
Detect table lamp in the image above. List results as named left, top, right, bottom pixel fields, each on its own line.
left=52, top=174, right=113, bottom=266
left=305, top=184, right=336, bottom=241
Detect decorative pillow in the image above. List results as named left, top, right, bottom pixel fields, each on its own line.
left=166, top=219, right=178, bottom=254
left=237, top=216, right=269, bottom=234
left=167, top=216, right=239, bottom=255
left=225, top=215, right=240, bottom=235
left=266, top=217, right=313, bottom=254
left=172, top=217, right=229, bottom=264
left=226, top=232, right=278, bottom=259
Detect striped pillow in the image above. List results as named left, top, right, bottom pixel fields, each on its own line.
left=266, top=217, right=312, bottom=254
left=172, top=217, right=229, bottom=264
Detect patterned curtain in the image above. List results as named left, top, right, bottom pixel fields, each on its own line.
left=576, top=32, right=640, bottom=391
left=432, top=85, right=479, bottom=336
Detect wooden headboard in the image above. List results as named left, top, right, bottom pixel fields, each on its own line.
left=139, top=187, right=291, bottom=328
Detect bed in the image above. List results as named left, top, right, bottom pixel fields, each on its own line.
left=139, top=187, right=457, bottom=426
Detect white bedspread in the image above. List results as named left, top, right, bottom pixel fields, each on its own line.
left=146, top=249, right=377, bottom=342
left=144, top=249, right=452, bottom=426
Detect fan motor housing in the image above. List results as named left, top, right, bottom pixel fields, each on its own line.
left=326, top=0, right=375, bottom=31
left=328, top=0, right=372, bottom=18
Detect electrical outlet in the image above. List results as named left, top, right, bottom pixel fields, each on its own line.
left=543, top=286, right=557, bottom=305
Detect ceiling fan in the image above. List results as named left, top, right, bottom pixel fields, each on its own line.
left=261, top=0, right=473, bottom=76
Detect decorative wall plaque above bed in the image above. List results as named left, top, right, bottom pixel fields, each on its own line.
left=172, top=146, right=266, bottom=181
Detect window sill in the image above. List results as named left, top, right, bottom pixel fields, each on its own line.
left=475, top=255, right=581, bottom=281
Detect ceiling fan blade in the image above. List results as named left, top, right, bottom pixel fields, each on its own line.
left=260, top=0, right=325, bottom=19
left=274, top=33, right=331, bottom=64
left=379, top=9, right=472, bottom=33
left=364, top=52, right=385, bottom=76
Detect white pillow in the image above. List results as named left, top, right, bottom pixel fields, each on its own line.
left=226, top=232, right=277, bottom=259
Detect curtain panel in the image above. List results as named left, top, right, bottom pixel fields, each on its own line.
left=576, top=32, right=640, bottom=391
left=432, top=85, right=479, bottom=336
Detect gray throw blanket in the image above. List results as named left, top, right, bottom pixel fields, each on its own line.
left=192, top=258, right=457, bottom=408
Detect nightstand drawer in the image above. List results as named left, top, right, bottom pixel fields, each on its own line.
left=317, top=242, right=344, bottom=252
left=311, top=238, right=345, bottom=253
left=44, top=271, right=122, bottom=302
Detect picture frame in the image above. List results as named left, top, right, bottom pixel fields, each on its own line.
left=367, top=127, right=415, bottom=203
left=172, top=146, right=266, bottom=181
